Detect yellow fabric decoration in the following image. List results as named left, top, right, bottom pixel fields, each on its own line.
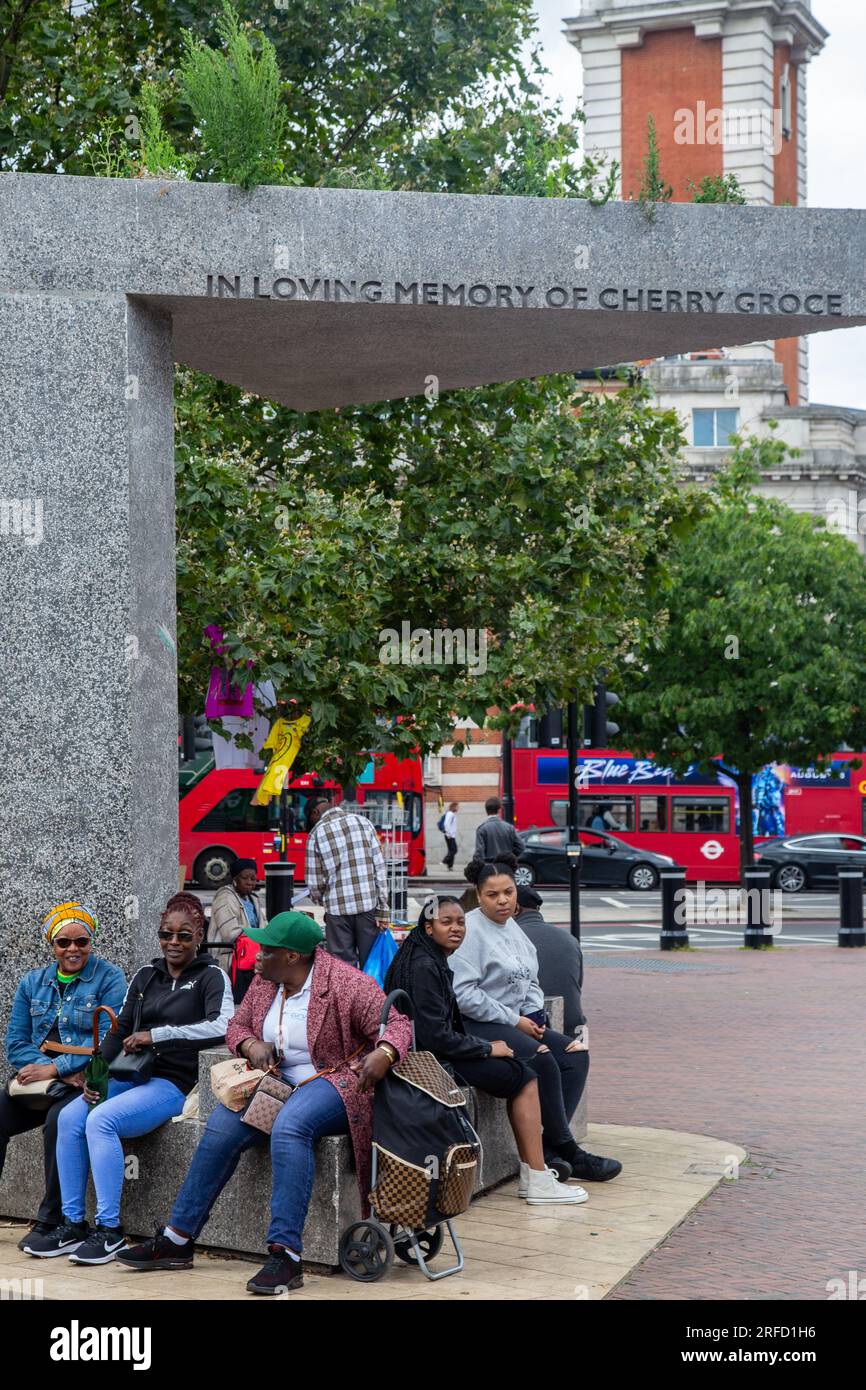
left=253, top=715, right=311, bottom=806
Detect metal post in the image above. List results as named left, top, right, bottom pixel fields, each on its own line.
left=566, top=701, right=581, bottom=941
left=501, top=731, right=514, bottom=824
left=659, top=868, right=688, bottom=950
left=838, top=870, right=865, bottom=947
left=265, top=861, right=294, bottom=919
left=278, top=784, right=288, bottom=862
left=742, top=866, right=773, bottom=948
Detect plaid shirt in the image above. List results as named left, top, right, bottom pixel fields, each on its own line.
left=305, top=806, right=388, bottom=916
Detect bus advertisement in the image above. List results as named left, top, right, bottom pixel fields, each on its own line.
left=511, top=748, right=865, bottom=882
left=180, top=754, right=425, bottom=889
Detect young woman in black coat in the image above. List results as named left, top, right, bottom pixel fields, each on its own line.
left=384, top=896, right=585, bottom=1206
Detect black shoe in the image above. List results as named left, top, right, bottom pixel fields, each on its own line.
left=116, top=1227, right=195, bottom=1271
left=543, top=1153, right=574, bottom=1183
left=23, top=1220, right=89, bottom=1258
left=17, top=1221, right=56, bottom=1252
left=246, top=1245, right=304, bottom=1295
left=568, top=1148, right=623, bottom=1182
left=68, top=1225, right=128, bottom=1265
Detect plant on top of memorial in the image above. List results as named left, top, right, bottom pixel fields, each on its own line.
left=687, top=172, right=747, bottom=204
left=636, top=114, right=673, bottom=223
left=178, top=2, right=288, bottom=189
left=618, top=430, right=866, bottom=875
left=174, top=370, right=697, bottom=780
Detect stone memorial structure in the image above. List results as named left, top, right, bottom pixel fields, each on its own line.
left=1, top=172, right=865, bottom=1002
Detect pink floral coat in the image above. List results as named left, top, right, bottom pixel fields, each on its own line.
left=226, top=949, right=412, bottom=1212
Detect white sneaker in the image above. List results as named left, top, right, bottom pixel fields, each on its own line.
left=518, top=1162, right=564, bottom=1197
left=526, top=1168, right=589, bottom=1205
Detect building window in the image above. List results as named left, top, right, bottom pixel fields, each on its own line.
left=780, top=63, right=792, bottom=140
left=671, top=797, right=730, bottom=834
left=693, top=408, right=739, bottom=447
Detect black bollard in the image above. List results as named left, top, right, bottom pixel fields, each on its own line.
left=742, top=866, right=774, bottom=948
left=659, top=868, right=688, bottom=950
left=265, top=861, right=295, bottom=920
left=838, top=870, right=865, bottom=947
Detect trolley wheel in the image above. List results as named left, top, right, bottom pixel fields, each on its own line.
left=339, top=1220, right=394, bottom=1282
left=390, top=1224, right=444, bottom=1265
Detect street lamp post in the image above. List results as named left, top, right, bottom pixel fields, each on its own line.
left=566, top=700, right=581, bottom=941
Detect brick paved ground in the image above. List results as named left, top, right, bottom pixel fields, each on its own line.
left=586, top=946, right=866, bottom=1300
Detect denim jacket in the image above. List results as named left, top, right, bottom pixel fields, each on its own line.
left=5, top=956, right=128, bottom=1077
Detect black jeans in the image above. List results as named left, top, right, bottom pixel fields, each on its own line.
left=324, top=910, right=379, bottom=968
left=443, top=836, right=457, bottom=869
left=0, top=1084, right=82, bottom=1226
left=467, top=1021, right=588, bottom=1153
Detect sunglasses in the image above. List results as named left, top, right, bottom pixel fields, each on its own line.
left=54, top=937, right=91, bottom=950
left=158, top=929, right=196, bottom=943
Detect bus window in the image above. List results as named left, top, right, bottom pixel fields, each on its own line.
left=194, top=789, right=269, bottom=834
left=639, top=795, right=667, bottom=832
left=671, top=797, right=730, bottom=833
left=549, top=799, right=567, bottom=828
left=579, top=797, right=635, bottom=832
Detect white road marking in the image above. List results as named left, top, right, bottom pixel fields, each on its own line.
left=600, top=897, right=631, bottom=909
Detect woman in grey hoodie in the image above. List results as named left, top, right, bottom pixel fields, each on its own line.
left=450, top=853, right=621, bottom=1184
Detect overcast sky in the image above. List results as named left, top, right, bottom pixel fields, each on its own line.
left=528, top=0, right=866, bottom=409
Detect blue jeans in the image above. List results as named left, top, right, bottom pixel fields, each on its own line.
left=58, top=1077, right=185, bottom=1228
left=170, top=1077, right=349, bottom=1254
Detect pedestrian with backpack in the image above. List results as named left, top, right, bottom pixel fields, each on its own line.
left=438, top=801, right=459, bottom=870
left=208, top=858, right=265, bottom=1002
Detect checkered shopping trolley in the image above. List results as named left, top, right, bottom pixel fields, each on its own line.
left=338, top=989, right=481, bottom=1283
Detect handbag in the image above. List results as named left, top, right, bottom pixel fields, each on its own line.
left=108, top=969, right=156, bottom=1084
left=240, top=984, right=367, bottom=1135
left=210, top=1055, right=269, bottom=1112
left=6, top=1002, right=119, bottom=1112
left=5, top=1076, right=75, bottom=1112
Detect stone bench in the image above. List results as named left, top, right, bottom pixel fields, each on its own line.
left=0, top=997, right=586, bottom=1266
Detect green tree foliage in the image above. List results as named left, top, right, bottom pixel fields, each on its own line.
left=688, top=173, right=747, bottom=204
left=176, top=371, right=694, bottom=778
left=637, top=114, right=672, bottom=222
left=179, top=2, right=287, bottom=188
left=620, top=434, right=866, bottom=872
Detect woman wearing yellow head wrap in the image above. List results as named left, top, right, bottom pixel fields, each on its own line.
left=3, top=901, right=126, bottom=1250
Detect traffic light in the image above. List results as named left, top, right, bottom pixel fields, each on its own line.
left=538, top=709, right=564, bottom=748
left=584, top=680, right=621, bottom=748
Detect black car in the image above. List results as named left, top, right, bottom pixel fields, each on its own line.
left=755, top=833, right=866, bottom=892
left=515, top=826, right=676, bottom=892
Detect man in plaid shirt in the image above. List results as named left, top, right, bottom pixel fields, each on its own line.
left=305, top=801, right=389, bottom=967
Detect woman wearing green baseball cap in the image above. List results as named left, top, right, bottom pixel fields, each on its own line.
left=119, top=910, right=412, bottom=1295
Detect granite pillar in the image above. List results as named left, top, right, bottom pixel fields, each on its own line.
left=0, top=292, right=177, bottom=1014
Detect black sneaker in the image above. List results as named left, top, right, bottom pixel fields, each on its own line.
left=116, top=1227, right=195, bottom=1271
left=23, top=1220, right=89, bottom=1258
left=17, top=1221, right=56, bottom=1252
left=68, top=1226, right=127, bottom=1265
left=568, top=1148, right=623, bottom=1182
left=246, top=1245, right=304, bottom=1295
left=543, top=1153, right=574, bottom=1183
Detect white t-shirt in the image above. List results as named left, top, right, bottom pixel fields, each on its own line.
left=443, top=810, right=457, bottom=837
left=262, top=976, right=316, bottom=1085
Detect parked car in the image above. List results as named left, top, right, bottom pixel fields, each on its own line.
left=755, top=833, right=866, bottom=892
left=515, top=826, right=676, bottom=891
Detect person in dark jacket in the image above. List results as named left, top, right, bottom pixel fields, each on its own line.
left=24, top=893, right=233, bottom=1266
left=4, top=901, right=126, bottom=1251
left=384, top=896, right=586, bottom=1206
left=474, top=797, right=523, bottom=863
left=514, top=886, right=586, bottom=1037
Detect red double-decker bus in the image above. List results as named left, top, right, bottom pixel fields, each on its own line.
left=512, top=748, right=866, bottom=883
left=180, top=754, right=425, bottom=889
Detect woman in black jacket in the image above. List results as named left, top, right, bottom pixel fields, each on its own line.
left=384, top=896, right=585, bottom=1206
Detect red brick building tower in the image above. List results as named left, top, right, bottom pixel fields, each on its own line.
left=564, top=0, right=828, bottom=404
